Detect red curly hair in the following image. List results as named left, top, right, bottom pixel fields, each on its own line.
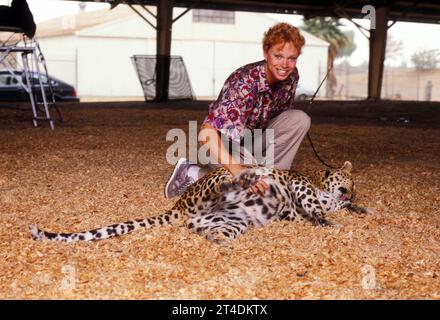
left=263, top=22, right=305, bottom=54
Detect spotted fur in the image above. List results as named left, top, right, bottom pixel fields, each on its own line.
left=29, top=161, right=368, bottom=243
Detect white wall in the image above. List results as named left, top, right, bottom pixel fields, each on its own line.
left=37, top=9, right=328, bottom=99
left=171, top=10, right=328, bottom=98
left=76, top=36, right=153, bottom=96
left=172, top=39, right=264, bottom=97
left=37, top=35, right=77, bottom=88
left=213, top=41, right=265, bottom=95
left=171, top=39, right=214, bottom=97
left=297, top=45, right=328, bottom=95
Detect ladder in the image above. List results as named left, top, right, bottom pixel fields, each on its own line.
left=0, top=27, right=59, bottom=130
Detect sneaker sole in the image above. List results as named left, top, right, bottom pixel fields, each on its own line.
left=164, top=157, right=188, bottom=198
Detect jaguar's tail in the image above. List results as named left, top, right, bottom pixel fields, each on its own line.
left=29, top=209, right=181, bottom=242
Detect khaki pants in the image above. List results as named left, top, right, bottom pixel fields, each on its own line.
left=201, top=109, right=310, bottom=175
left=264, top=109, right=311, bottom=170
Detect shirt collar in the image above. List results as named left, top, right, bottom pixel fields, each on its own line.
left=257, top=62, right=271, bottom=92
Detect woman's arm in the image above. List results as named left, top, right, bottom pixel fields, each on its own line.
left=198, top=123, right=243, bottom=176
left=198, top=123, right=268, bottom=194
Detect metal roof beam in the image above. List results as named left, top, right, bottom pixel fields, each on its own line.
left=63, top=1, right=440, bottom=24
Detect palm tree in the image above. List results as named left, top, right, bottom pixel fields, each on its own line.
left=301, top=17, right=356, bottom=98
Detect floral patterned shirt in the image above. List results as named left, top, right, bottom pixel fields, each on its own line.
left=203, top=60, right=299, bottom=142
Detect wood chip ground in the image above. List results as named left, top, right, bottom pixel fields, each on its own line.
left=0, top=103, right=438, bottom=299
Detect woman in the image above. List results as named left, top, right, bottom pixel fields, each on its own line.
left=165, top=22, right=310, bottom=198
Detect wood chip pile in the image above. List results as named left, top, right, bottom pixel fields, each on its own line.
left=0, top=103, right=438, bottom=299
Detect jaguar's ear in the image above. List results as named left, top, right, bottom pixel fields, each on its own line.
left=341, top=161, right=352, bottom=173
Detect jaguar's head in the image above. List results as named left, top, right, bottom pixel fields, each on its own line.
left=320, top=161, right=356, bottom=202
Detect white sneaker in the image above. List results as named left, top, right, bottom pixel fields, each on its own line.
left=164, top=158, right=196, bottom=198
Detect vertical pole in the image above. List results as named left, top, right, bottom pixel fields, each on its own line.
left=416, top=71, right=420, bottom=100
left=391, top=69, right=394, bottom=97
left=212, top=41, right=216, bottom=97
left=22, top=52, right=38, bottom=127
left=367, top=6, right=388, bottom=100
left=155, top=0, right=173, bottom=101
left=317, top=61, right=322, bottom=98
left=75, top=47, right=79, bottom=95
left=345, top=62, right=349, bottom=99
left=32, top=48, right=55, bottom=130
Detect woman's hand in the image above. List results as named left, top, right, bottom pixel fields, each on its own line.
left=229, top=165, right=269, bottom=196
left=198, top=125, right=269, bottom=196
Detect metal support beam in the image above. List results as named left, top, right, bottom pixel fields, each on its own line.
left=129, top=4, right=156, bottom=29
left=368, top=6, right=388, bottom=100
left=173, top=7, right=191, bottom=23
left=155, top=0, right=173, bottom=101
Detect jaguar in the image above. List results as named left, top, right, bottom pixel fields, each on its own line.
left=29, top=161, right=368, bottom=244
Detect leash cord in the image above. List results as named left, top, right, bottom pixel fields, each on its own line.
left=306, top=132, right=337, bottom=169
left=305, top=65, right=337, bottom=169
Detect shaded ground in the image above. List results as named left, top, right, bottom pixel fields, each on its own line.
left=0, top=101, right=439, bottom=299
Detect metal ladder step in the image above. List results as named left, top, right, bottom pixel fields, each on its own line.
left=1, top=31, right=58, bottom=130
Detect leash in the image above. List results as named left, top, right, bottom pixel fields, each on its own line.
left=305, top=65, right=337, bottom=169
left=306, top=133, right=337, bottom=169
